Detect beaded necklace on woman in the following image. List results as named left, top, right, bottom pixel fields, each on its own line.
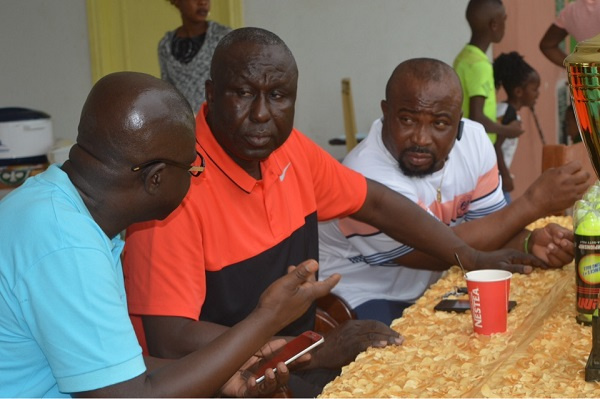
left=171, top=22, right=208, bottom=64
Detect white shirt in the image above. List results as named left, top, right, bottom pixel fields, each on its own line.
left=318, top=118, right=505, bottom=308
left=497, top=102, right=520, bottom=168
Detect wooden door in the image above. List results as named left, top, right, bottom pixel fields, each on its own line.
left=86, top=0, right=242, bottom=82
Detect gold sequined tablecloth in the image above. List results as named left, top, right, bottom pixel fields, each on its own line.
left=319, top=216, right=600, bottom=398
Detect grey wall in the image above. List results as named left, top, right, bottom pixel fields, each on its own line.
left=0, top=0, right=91, bottom=142
left=0, top=0, right=469, bottom=159
left=244, top=0, right=470, bottom=159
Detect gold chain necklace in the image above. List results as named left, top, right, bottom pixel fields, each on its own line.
left=436, top=166, right=447, bottom=203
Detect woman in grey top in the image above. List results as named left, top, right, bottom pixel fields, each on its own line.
left=159, top=0, right=231, bottom=113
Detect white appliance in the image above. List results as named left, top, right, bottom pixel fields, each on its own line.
left=0, top=107, right=54, bottom=162
left=0, top=108, right=54, bottom=199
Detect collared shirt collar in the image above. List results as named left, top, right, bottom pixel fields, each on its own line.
left=195, top=103, right=288, bottom=193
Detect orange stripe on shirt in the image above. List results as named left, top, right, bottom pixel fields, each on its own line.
left=474, top=164, right=500, bottom=199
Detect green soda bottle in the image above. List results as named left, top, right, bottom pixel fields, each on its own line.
left=575, top=199, right=600, bottom=325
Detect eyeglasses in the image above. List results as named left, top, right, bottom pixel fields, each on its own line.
left=131, top=151, right=205, bottom=177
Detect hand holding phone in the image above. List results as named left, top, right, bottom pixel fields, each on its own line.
left=253, top=331, right=324, bottom=383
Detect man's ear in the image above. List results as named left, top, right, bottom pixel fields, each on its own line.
left=381, top=99, right=388, bottom=119
left=143, top=163, right=166, bottom=195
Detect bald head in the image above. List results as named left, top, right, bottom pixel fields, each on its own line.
left=77, top=72, right=195, bottom=169
left=64, top=72, right=197, bottom=234
left=210, top=27, right=297, bottom=82
left=386, top=58, right=462, bottom=104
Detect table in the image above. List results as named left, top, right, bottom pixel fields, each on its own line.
left=319, top=216, right=600, bottom=397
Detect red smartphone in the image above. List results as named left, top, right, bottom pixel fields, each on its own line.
left=254, top=331, right=324, bottom=383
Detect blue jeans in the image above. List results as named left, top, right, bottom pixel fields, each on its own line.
left=353, top=299, right=414, bottom=325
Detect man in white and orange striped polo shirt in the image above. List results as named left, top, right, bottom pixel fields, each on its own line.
left=319, top=58, right=589, bottom=325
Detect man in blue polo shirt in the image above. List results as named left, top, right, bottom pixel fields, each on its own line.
left=0, top=71, right=338, bottom=397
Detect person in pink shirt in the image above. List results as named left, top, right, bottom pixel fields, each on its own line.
left=539, top=0, right=600, bottom=66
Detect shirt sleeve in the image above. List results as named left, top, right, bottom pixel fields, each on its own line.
left=296, top=133, right=368, bottom=221
left=554, top=0, right=600, bottom=43
left=464, top=60, right=493, bottom=100
left=463, top=126, right=505, bottom=220
left=554, top=1, right=578, bottom=31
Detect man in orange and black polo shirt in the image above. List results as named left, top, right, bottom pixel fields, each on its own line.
left=123, top=27, right=542, bottom=396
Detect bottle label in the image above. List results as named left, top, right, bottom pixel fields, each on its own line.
left=576, top=234, right=600, bottom=324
